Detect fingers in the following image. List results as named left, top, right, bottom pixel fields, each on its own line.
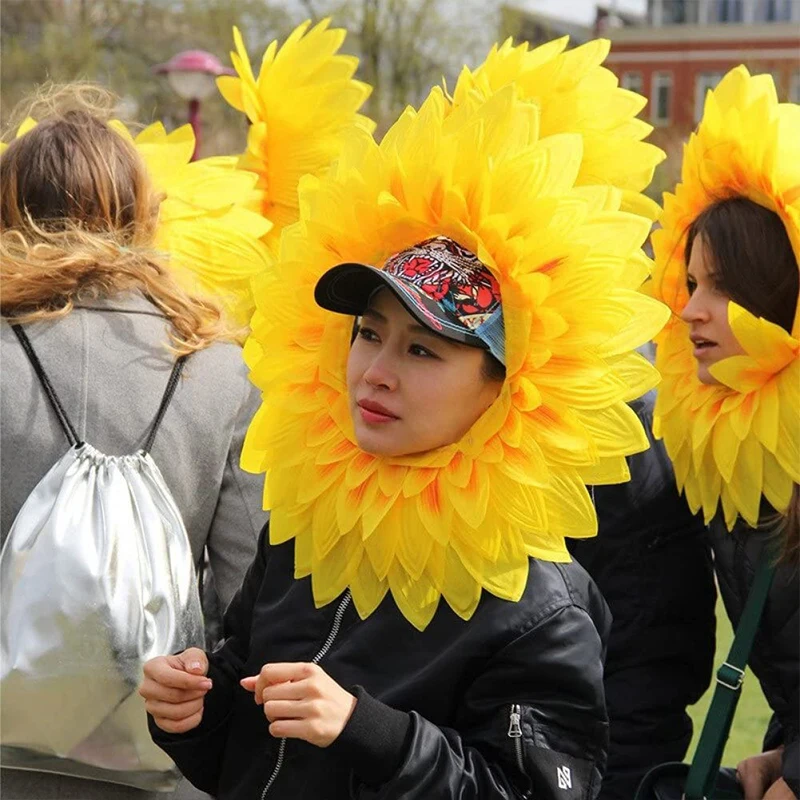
left=259, top=662, right=318, bottom=685
left=143, top=656, right=213, bottom=692
left=139, top=676, right=209, bottom=704
left=241, top=662, right=318, bottom=704
left=261, top=680, right=310, bottom=703
left=268, top=718, right=312, bottom=740
left=175, top=647, right=209, bottom=676
left=262, top=699, right=310, bottom=722
left=144, top=696, right=204, bottom=721
left=152, top=708, right=204, bottom=735
left=139, top=651, right=212, bottom=736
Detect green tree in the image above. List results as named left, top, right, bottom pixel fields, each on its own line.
left=1, top=0, right=294, bottom=155
left=295, top=0, right=494, bottom=133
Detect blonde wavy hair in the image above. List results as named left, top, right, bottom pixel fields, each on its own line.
left=0, top=83, right=229, bottom=355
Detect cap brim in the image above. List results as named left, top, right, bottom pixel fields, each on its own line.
left=314, top=263, right=487, bottom=349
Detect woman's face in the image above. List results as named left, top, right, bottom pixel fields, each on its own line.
left=680, top=234, right=745, bottom=385
left=346, top=289, right=503, bottom=458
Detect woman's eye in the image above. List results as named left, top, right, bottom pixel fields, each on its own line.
left=686, top=277, right=697, bottom=296
left=409, top=344, right=437, bottom=358
left=357, top=326, right=380, bottom=343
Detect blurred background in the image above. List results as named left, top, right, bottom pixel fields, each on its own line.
left=3, top=0, right=798, bottom=200
left=2, top=0, right=794, bottom=769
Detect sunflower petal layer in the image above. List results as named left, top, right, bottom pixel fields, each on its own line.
left=451, top=36, right=665, bottom=219
left=244, top=82, right=667, bottom=630
left=218, top=19, right=374, bottom=262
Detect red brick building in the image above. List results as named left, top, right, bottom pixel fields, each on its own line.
left=603, top=2, right=800, bottom=136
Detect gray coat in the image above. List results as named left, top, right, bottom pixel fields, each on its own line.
left=1, top=292, right=267, bottom=800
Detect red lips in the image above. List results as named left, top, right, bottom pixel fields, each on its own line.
left=357, top=398, right=400, bottom=423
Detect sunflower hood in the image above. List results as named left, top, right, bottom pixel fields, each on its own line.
left=114, top=122, right=273, bottom=329
left=450, top=36, right=665, bottom=220
left=242, top=80, right=669, bottom=630
left=651, top=65, right=800, bottom=530
left=217, top=19, right=374, bottom=259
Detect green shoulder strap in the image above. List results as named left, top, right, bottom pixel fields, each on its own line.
left=684, top=544, right=777, bottom=800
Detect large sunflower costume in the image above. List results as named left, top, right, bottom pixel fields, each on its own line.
left=651, top=66, right=800, bottom=530
left=241, top=38, right=670, bottom=631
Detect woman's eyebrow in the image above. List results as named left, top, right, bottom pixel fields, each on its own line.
left=362, top=308, right=386, bottom=322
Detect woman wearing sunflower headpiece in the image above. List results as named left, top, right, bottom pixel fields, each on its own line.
left=141, top=45, right=670, bottom=799
left=651, top=66, right=799, bottom=800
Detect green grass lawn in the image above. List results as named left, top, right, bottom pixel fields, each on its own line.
left=687, top=596, right=773, bottom=768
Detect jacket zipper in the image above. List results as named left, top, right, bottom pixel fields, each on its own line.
left=260, top=591, right=352, bottom=799
left=508, top=703, right=524, bottom=773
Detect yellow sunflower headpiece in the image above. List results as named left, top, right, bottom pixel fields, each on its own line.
left=450, top=36, right=665, bottom=220
left=1, top=117, right=272, bottom=330
left=217, top=19, right=374, bottom=258
left=651, top=65, right=800, bottom=530
left=113, top=122, right=273, bottom=329
left=242, top=73, right=669, bottom=630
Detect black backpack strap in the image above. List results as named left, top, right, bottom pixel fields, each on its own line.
left=11, top=324, right=82, bottom=447
left=142, top=355, right=187, bottom=454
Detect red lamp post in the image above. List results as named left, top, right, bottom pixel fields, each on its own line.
left=153, top=50, right=234, bottom=160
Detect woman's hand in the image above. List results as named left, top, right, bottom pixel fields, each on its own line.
left=763, top=778, right=796, bottom=800
left=737, top=749, right=786, bottom=800
left=240, top=662, right=356, bottom=747
left=139, top=647, right=213, bottom=734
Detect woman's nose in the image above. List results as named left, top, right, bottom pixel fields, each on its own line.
left=680, top=290, right=710, bottom=324
left=363, top=354, right=398, bottom=391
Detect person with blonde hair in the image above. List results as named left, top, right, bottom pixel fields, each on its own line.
left=0, top=84, right=267, bottom=800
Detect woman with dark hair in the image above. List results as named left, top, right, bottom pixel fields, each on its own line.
left=138, top=65, right=670, bottom=798
left=651, top=66, right=799, bottom=800
left=0, top=84, right=267, bottom=800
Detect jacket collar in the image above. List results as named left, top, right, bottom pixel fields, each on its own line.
left=73, top=291, right=166, bottom=318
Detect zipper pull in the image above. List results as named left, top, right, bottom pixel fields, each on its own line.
left=508, top=704, right=522, bottom=738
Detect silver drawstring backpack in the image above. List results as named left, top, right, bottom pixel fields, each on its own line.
left=1, top=325, right=205, bottom=791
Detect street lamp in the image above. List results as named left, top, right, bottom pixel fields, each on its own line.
left=153, top=50, right=234, bottom=160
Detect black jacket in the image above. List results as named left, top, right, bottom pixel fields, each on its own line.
left=569, top=394, right=717, bottom=800
left=151, top=524, right=612, bottom=799
left=709, top=510, right=799, bottom=796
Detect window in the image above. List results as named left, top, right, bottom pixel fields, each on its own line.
left=662, top=0, right=699, bottom=22
left=665, top=0, right=687, bottom=22
left=713, top=0, right=743, bottom=20
left=757, top=0, right=793, bottom=20
left=651, top=72, right=673, bottom=125
left=695, top=72, right=724, bottom=123
left=621, top=71, right=644, bottom=95
left=790, top=71, right=800, bottom=103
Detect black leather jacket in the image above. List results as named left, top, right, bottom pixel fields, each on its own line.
left=570, top=394, right=716, bottom=800
left=709, top=511, right=799, bottom=796
left=151, top=524, right=611, bottom=799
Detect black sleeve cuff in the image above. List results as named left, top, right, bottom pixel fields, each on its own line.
left=327, top=685, right=411, bottom=787
left=763, top=714, right=785, bottom=751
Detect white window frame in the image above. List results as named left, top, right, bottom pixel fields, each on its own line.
left=621, top=71, right=644, bottom=95
left=651, top=71, right=673, bottom=126
left=694, top=71, right=725, bottom=123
